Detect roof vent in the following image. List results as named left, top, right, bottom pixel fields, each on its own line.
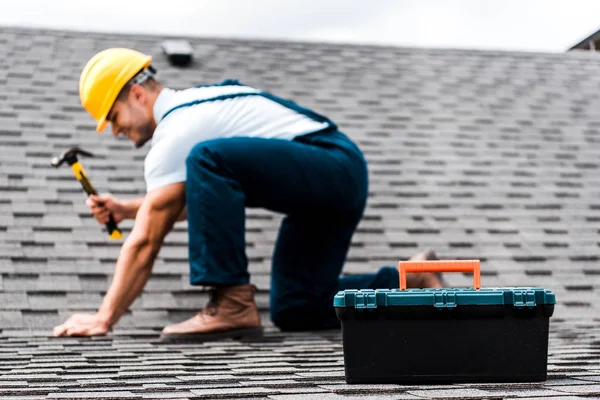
left=162, top=40, right=194, bottom=67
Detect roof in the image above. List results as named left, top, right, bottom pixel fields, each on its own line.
left=1, top=25, right=600, bottom=399
left=569, top=27, right=600, bottom=50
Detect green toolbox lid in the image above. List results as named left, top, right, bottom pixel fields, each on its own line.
left=334, top=288, right=556, bottom=310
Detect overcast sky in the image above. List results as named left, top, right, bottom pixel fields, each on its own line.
left=1, top=0, right=599, bottom=52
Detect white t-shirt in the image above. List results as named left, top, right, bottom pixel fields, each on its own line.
left=144, top=81, right=335, bottom=192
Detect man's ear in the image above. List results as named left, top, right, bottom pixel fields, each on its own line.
left=130, top=84, right=145, bottom=104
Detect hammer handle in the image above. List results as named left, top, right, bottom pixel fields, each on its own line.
left=70, top=161, right=123, bottom=240
left=105, top=214, right=123, bottom=240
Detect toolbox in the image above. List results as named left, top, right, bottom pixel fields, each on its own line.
left=334, top=260, right=556, bottom=384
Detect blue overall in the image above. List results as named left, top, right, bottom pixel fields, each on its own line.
left=175, top=85, right=399, bottom=330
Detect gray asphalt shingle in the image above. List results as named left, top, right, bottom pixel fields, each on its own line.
left=0, top=25, right=599, bottom=398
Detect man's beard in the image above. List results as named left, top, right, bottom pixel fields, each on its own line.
left=134, top=122, right=155, bottom=148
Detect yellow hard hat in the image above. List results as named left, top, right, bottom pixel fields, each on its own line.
left=79, top=48, right=152, bottom=132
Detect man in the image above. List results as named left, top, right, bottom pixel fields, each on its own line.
left=53, top=48, right=442, bottom=341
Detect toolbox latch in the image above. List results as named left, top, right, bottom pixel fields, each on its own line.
left=446, top=292, right=456, bottom=309
left=433, top=291, right=457, bottom=309
left=514, top=290, right=537, bottom=309
left=434, top=292, right=444, bottom=309
left=355, top=291, right=377, bottom=310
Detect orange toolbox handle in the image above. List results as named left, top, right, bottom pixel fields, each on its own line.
left=398, top=260, right=481, bottom=290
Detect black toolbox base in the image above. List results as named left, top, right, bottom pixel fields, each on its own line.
left=337, top=306, right=551, bottom=384
left=346, top=373, right=548, bottom=384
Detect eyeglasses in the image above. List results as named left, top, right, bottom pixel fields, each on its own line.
left=127, top=66, right=157, bottom=86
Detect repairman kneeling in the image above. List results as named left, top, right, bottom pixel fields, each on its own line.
left=53, top=48, right=442, bottom=341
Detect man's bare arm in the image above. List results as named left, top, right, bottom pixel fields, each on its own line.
left=87, top=194, right=144, bottom=223
left=98, top=182, right=185, bottom=325
left=53, top=182, right=185, bottom=336
left=120, top=197, right=145, bottom=219
left=88, top=195, right=186, bottom=223
left=177, top=205, right=187, bottom=222
left=112, top=197, right=186, bottom=222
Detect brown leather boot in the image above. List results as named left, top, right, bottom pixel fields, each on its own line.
left=406, top=249, right=444, bottom=288
left=160, top=284, right=263, bottom=342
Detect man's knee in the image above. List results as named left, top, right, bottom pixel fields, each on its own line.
left=270, top=304, right=338, bottom=331
left=271, top=307, right=310, bottom=331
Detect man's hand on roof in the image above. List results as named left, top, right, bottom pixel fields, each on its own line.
left=52, top=313, right=111, bottom=337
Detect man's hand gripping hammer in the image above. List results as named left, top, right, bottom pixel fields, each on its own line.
left=51, top=147, right=123, bottom=239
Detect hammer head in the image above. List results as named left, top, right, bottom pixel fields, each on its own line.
left=51, top=147, right=94, bottom=168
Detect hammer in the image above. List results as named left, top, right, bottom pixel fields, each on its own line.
left=51, top=147, right=123, bottom=240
